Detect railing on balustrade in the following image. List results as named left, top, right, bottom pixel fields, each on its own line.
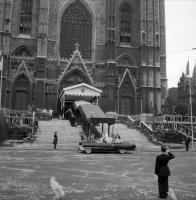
left=4, top=114, right=37, bottom=141
left=152, top=114, right=196, bottom=124
left=5, top=115, right=34, bottom=128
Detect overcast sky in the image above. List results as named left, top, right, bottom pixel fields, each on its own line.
left=165, top=0, right=196, bottom=88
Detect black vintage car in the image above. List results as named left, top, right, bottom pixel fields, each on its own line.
left=78, top=141, right=136, bottom=154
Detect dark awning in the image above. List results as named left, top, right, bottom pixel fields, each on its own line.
left=78, top=104, right=115, bottom=124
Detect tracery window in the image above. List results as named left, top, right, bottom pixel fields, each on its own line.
left=60, top=1, right=92, bottom=59
left=19, top=0, right=33, bottom=35
left=14, top=47, right=32, bottom=57
left=119, top=2, right=131, bottom=44
left=15, top=75, right=30, bottom=90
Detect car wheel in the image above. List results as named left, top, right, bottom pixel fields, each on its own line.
left=85, top=148, right=92, bottom=154
left=119, top=149, right=126, bottom=154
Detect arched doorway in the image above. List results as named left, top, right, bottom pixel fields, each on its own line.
left=60, top=0, right=92, bottom=59
left=58, top=69, right=91, bottom=96
left=12, top=74, right=31, bottom=110
left=58, top=69, right=92, bottom=114
left=119, top=83, right=133, bottom=115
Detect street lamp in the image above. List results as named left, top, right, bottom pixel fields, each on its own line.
left=188, top=47, right=196, bottom=151
left=138, top=96, right=143, bottom=115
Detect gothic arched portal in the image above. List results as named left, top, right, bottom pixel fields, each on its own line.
left=58, top=69, right=91, bottom=96
left=12, top=74, right=31, bottom=110
left=60, top=1, right=92, bottom=59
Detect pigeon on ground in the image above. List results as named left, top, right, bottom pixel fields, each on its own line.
left=168, top=188, right=177, bottom=200
left=50, top=176, right=65, bottom=200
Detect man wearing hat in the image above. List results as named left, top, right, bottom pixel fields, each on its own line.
left=155, top=145, right=175, bottom=199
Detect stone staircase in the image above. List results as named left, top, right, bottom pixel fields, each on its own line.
left=98, top=123, right=159, bottom=151
left=35, top=118, right=82, bottom=149
left=13, top=119, right=159, bottom=151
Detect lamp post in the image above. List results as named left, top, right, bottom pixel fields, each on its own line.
left=191, top=48, right=196, bottom=151
left=138, top=96, right=143, bottom=115
left=188, top=48, right=196, bottom=151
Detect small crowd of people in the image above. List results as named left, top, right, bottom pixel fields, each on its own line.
left=79, top=131, right=122, bottom=144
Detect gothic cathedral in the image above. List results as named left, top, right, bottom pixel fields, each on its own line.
left=0, top=0, right=167, bottom=115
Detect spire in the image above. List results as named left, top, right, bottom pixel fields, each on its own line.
left=192, top=61, right=196, bottom=79
left=186, top=58, right=190, bottom=77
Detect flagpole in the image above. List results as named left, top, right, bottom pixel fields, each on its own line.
left=0, top=0, right=6, bottom=110
left=186, top=58, right=194, bottom=151
left=188, top=76, right=194, bottom=151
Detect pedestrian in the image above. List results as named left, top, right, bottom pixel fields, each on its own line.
left=53, top=131, right=58, bottom=150
left=185, top=134, right=191, bottom=151
left=155, top=145, right=175, bottom=199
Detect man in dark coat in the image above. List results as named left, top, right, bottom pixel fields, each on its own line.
left=155, top=145, right=175, bottom=199
left=185, top=134, right=191, bottom=151
left=53, top=132, right=58, bottom=150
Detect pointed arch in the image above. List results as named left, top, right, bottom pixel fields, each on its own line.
left=119, top=68, right=136, bottom=90
left=116, top=54, right=137, bottom=67
left=57, top=0, right=96, bottom=59
left=12, top=45, right=33, bottom=57
left=13, top=61, right=33, bottom=83
left=58, top=68, right=92, bottom=96
left=118, top=69, right=136, bottom=115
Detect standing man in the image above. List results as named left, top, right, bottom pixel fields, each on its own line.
left=185, top=134, right=191, bottom=151
left=155, top=145, right=175, bottom=199
left=53, top=131, right=58, bottom=150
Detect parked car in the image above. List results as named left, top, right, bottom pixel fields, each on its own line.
left=78, top=141, right=136, bottom=154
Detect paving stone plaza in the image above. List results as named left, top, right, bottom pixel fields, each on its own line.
left=0, top=119, right=196, bottom=200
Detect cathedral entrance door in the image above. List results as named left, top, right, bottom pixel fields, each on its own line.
left=15, top=91, right=28, bottom=110
left=12, top=74, right=31, bottom=110
left=120, top=97, right=131, bottom=115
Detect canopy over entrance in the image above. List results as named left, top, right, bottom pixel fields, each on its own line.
left=59, top=83, right=102, bottom=111
left=78, top=104, right=115, bottom=124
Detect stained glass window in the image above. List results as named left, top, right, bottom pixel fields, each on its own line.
left=60, top=1, right=92, bottom=59
left=14, top=46, right=32, bottom=57
left=119, top=2, right=131, bottom=44
left=19, top=0, right=33, bottom=35
left=15, top=75, right=29, bottom=90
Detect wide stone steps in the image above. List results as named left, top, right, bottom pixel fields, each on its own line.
left=109, top=123, right=158, bottom=151
left=35, top=119, right=82, bottom=148
left=14, top=119, right=158, bottom=151
left=96, top=123, right=159, bottom=151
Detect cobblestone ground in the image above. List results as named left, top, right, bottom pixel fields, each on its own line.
left=0, top=119, right=196, bottom=200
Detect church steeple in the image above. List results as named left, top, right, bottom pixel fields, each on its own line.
left=192, top=62, right=196, bottom=79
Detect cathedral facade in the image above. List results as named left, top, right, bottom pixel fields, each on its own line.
left=0, top=0, right=167, bottom=115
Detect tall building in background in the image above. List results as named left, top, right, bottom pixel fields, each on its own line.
left=0, top=0, right=167, bottom=114
left=178, top=64, right=196, bottom=106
